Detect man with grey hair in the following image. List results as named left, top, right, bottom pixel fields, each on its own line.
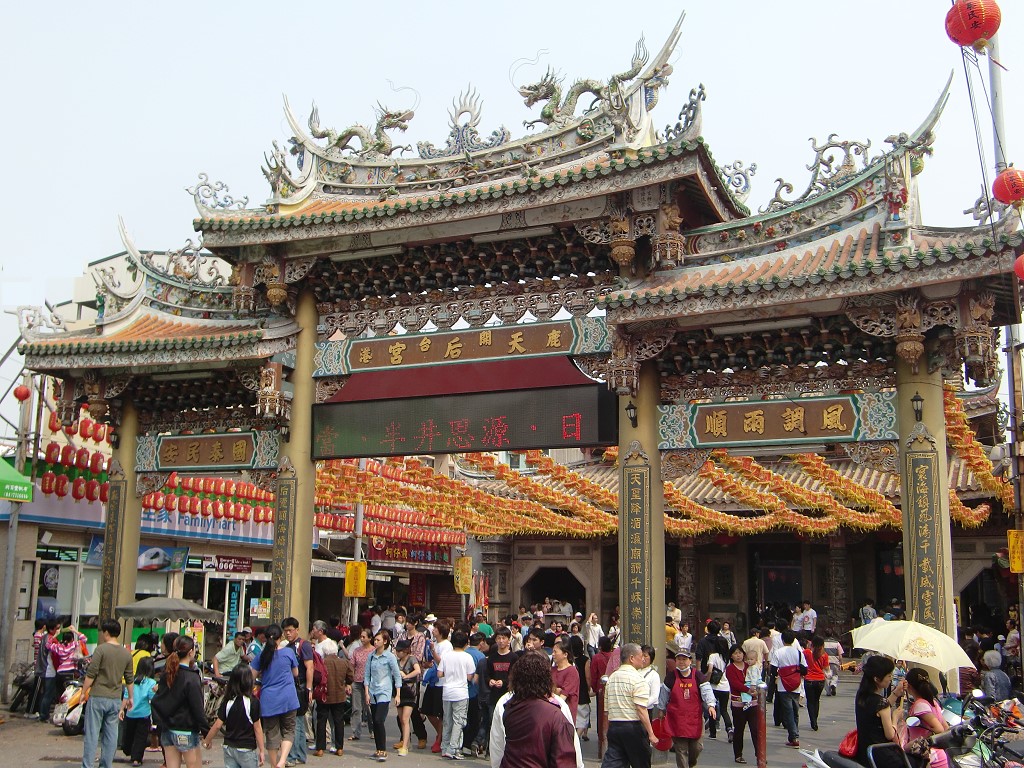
left=311, top=620, right=338, bottom=657
left=600, top=642, right=659, bottom=768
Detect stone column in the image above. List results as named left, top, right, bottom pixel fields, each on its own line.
left=827, top=534, right=852, bottom=637
left=99, top=400, right=142, bottom=621
left=895, top=358, right=955, bottom=638
left=619, top=360, right=666, bottom=648
left=270, top=290, right=317, bottom=625
left=676, top=537, right=698, bottom=630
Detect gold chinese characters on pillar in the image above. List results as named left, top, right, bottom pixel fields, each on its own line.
left=622, top=463, right=651, bottom=647
left=906, top=450, right=946, bottom=627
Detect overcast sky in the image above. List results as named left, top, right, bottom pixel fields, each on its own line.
left=1, top=1, right=1020, bottom=438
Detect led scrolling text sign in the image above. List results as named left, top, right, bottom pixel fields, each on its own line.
left=312, top=385, right=618, bottom=460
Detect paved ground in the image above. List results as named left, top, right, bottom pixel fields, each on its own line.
left=0, top=674, right=859, bottom=766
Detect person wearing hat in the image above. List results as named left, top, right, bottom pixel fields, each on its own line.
left=659, top=649, right=717, bottom=768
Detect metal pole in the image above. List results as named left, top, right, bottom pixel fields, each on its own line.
left=756, top=683, right=768, bottom=768
left=0, top=372, right=33, bottom=704
left=989, top=35, right=1007, bottom=173
left=347, top=458, right=368, bottom=626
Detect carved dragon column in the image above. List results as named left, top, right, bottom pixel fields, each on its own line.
left=651, top=202, right=684, bottom=270
left=610, top=325, right=675, bottom=649
left=676, top=537, right=698, bottom=631
left=827, top=534, right=852, bottom=638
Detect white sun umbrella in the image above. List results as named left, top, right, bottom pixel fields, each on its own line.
left=852, top=619, right=973, bottom=672
left=851, top=617, right=888, bottom=648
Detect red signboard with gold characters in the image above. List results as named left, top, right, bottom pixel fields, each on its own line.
left=368, top=536, right=452, bottom=569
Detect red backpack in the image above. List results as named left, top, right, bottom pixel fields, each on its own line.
left=311, top=646, right=329, bottom=703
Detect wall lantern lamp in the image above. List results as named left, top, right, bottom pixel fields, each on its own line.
left=625, top=400, right=638, bottom=428
left=911, top=391, right=924, bottom=423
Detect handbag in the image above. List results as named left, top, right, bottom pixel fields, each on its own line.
left=838, top=729, right=858, bottom=758
left=707, top=653, right=724, bottom=686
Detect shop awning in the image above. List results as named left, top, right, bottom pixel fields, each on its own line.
left=0, top=460, right=32, bottom=503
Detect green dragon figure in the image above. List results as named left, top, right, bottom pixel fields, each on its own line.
left=308, top=102, right=415, bottom=158
left=519, top=38, right=648, bottom=129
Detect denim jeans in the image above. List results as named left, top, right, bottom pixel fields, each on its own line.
left=441, top=698, right=468, bottom=757
left=350, top=682, right=369, bottom=738
left=81, top=695, right=121, bottom=768
left=39, top=675, right=59, bottom=720
left=223, top=745, right=260, bottom=768
left=288, top=708, right=308, bottom=763
left=776, top=690, right=800, bottom=742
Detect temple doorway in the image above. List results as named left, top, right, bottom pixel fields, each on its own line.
left=521, top=567, right=586, bottom=624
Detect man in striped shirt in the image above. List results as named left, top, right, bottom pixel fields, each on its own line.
left=600, top=643, right=659, bottom=768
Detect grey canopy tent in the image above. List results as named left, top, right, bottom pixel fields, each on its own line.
left=114, top=597, right=222, bottom=623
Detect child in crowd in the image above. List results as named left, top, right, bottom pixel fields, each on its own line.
left=202, top=665, right=266, bottom=768
left=120, top=657, right=157, bottom=767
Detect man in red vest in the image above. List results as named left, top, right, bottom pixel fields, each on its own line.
left=660, top=649, right=717, bottom=768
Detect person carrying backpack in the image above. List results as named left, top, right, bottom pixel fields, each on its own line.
left=202, top=665, right=266, bottom=768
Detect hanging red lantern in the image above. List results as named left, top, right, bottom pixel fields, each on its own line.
left=54, top=474, right=69, bottom=498
left=71, top=477, right=87, bottom=502
left=78, top=418, right=94, bottom=441
left=203, top=477, right=216, bottom=495
left=75, top=448, right=90, bottom=471
left=225, top=480, right=236, bottom=499
left=255, top=507, right=265, bottom=524
left=201, top=499, right=214, bottom=517
left=213, top=479, right=226, bottom=497
left=186, top=496, right=200, bottom=515
left=59, top=444, right=75, bottom=468
left=13, top=384, right=31, bottom=402
left=48, top=412, right=61, bottom=434
left=85, top=479, right=100, bottom=503
left=164, top=494, right=179, bottom=513
left=92, top=423, right=106, bottom=444
left=240, top=505, right=252, bottom=522
left=153, top=491, right=166, bottom=510
left=993, top=167, right=1024, bottom=206
left=41, top=471, right=57, bottom=496
left=946, top=0, right=1001, bottom=51
left=44, top=441, right=61, bottom=465
left=166, top=472, right=179, bottom=491
left=89, top=452, right=105, bottom=475
left=106, top=429, right=114, bottom=445
left=64, top=420, right=79, bottom=437
left=99, top=482, right=109, bottom=504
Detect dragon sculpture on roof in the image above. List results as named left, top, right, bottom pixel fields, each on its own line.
left=308, top=102, right=415, bottom=158
left=519, top=38, right=649, bottom=129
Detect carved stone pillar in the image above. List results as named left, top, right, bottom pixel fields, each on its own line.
left=827, top=534, right=852, bottom=637
left=619, top=361, right=665, bottom=648
left=896, top=357, right=955, bottom=639
left=99, top=401, right=141, bottom=622
left=270, top=290, right=317, bottom=624
left=676, top=537, right=698, bottom=630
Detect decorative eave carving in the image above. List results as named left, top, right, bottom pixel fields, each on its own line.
left=842, top=441, right=899, bottom=474
left=602, top=326, right=676, bottom=397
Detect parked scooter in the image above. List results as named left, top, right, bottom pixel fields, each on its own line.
left=51, top=660, right=89, bottom=736
left=8, top=662, right=37, bottom=714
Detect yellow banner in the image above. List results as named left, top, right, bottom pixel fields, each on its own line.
left=345, top=560, right=368, bottom=597
left=454, top=556, right=473, bottom=595
left=1009, top=530, right=1024, bottom=574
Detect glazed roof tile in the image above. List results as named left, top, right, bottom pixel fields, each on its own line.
left=600, top=224, right=1023, bottom=309
left=20, top=313, right=263, bottom=356
left=195, top=139, right=712, bottom=232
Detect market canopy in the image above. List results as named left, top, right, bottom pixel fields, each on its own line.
left=114, top=597, right=222, bottom=623
left=0, top=459, right=32, bottom=503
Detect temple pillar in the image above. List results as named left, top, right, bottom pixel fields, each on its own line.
left=827, top=533, right=852, bottom=637
left=270, top=290, right=317, bottom=624
left=99, top=400, right=142, bottom=622
left=619, top=360, right=665, bottom=648
left=895, top=358, right=955, bottom=637
left=676, top=537, right=698, bottom=630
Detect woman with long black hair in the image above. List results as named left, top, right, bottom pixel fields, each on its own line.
left=855, top=655, right=908, bottom=768
left=906, top=668, right=949, bottom=768
left=150, top=635, right=209, bottom=768
left=250, top=624, right=298, bottom=768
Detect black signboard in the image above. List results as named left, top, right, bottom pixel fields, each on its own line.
left=312, top=384, right=618, bottom=459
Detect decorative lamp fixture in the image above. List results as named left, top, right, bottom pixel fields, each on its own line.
left=945, top=0, right=1001, bottom=51
left=13, top=384, right=30, bottom=402
left=625, top=400, right=638, bottom=428
left=992, top=167, right=1024, bottom=207
left=911, top=391, right=924, bottom=422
